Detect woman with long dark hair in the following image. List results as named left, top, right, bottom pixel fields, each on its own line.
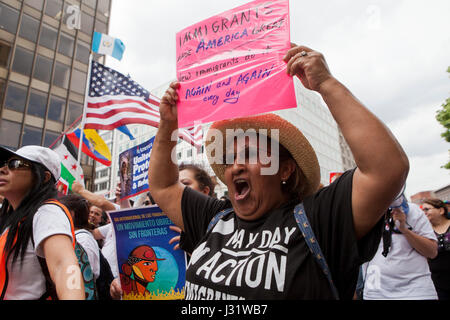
left=423, top=198, right=450, bottom=300
left=0, top=146, right=84, bottom=300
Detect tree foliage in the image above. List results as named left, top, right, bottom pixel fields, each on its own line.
left=436, top=67, right=450, bottom=169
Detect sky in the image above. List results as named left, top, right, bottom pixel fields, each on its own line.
left=107, top=0, right=450, bottom=199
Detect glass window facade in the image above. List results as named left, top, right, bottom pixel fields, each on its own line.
left=0, top=0, right=111, bottom=191
left=58, top=32, right=75, bottom=57
left=27, top=89, right=48, bottom=118
left=39, top=24, right=58, bottom=50
left=44, top=0, right=63, bottom=20
left=12, top=46, right=34, bottom=76
left=53, top=61, right=70, bottom=89
left=0, top=41, right=11, bottom=68
left=67, top=100, right=83, bottom=126
left=48, top=95, right=66, bottom=123
left=76, top=40, right=90, bottom=63
left=0, top=119, right=21, bottom=149
left=0, top=3, right=19, bottom=34
left=44, top=129, right=60, bottom=147
left=22, top=125, right=43, bottom=146
left=70, top=69, right=87, bottom=94
left=19, top=14, right=40, bottom=43
left=34, top=55, right=53, bottom=83
left=5, top=82, right=27, bottom=113
left=98, top=0, right=110, bottom=18
left=80, top=11, right=94, bottom=35
left=24, top=0, right=44, bottom=11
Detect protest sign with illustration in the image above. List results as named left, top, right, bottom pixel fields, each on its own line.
left=119, top=136, right=154, bottom=200
left=176, top=0, right=296, bottom=128
left=109, top=205, right=186, bottom=300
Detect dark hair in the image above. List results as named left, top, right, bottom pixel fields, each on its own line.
left=278, top=143, right=307, bottom=200
left=179, top=163, right=216, bottom=196
left=423, top=198, right=449, bottom=219
left=58, top=195, right=92, bottom=230
left=0, top=162, right=57, bottom=265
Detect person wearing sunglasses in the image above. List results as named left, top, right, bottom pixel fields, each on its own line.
left=0, top=146, right=84, bottom=300
left=423, top=198, right=450, bottom=300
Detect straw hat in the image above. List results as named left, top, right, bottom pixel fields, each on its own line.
left=206, top=113, right=320, bottom=197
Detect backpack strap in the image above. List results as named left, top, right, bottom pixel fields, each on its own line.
left=207, top=207, right=235, bottom=233
left=43, top=199, right=76, bottom=249
left=35, top=200, right=77, bottom=300
left=294, top=203, right=340, bottom=300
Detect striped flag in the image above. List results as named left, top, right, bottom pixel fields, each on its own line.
left=85, top=61, right=203, bottom=148
left=53, top=137, right=85, bottom=193
left=92, top=32, right=125, bottom=61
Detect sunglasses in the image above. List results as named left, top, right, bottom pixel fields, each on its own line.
left=0, top=159, right=33, bottom=170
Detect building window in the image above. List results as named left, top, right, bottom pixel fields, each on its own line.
left=0, top=119, right=21, bottom=149
left=97, top=0, right=110, bottom=18
left=24, top=0, right=44, bottom=11
left=84, top=0, right=97, bottom=9
left=19, top=14, right=40, bottom=43
left=58, top=32, right=75, bottom=57
left=48, top=95, right=66, bottom=123
left=0, top=3, right=19, bottom=34
left=22, top=125, right=43, bottom=147
left=0, top=80, right=4, bottom=106
left=0, top=41, right=12, bottom=68
left=53, top=61, right=70, bottom=89
left=45, top=0, right=63, bottom=20
left=66, top=100, right=83, bottom=126
left=80, top=11, right=94, bottom=35
left=70, top=69, right=87, bottom=94
left=39, top=24, right=58, bottom=50
left=76, top=40, right=90, bottom=64
left=94, top=20, right=107, bottom=34
left=5, top=82, right=27, bottom=113
left=44, top=130, right=60, bottom=147
left=96, top=168, right=110, bottom=179
left=12, top=46, right=34, bottom=77
left=27, top=89, right=48, bottom=118
left=96, top=181, right=109, bottom=192
left=34, top=55, right=53, bottom=83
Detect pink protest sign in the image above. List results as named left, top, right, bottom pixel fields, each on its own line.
left=176, top=0, right=297, bottom=128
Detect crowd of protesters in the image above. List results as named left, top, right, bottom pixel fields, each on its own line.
left=0, top=43, right=448, bottom=301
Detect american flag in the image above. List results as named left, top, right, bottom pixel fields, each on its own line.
left=85, top=61, right=203, bottom=148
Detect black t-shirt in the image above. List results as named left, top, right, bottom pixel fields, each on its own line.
left=180, top=170, right=382, bottom=300
left=428, top=226, right=450, bottom=293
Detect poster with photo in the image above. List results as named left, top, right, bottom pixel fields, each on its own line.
left=119, top=136, right=155, bottom=200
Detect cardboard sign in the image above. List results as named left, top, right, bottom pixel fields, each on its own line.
left=119, top=137, right=154, bottom=200
left=176, top=0, right=296, bottom=128
left=109, top=206, right=186, bottom=300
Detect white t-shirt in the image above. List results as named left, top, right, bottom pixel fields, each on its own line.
left=75, top=229, right=100, bottom=280
left=98, top=224, right=118, bottom=278
left=363, top=203, right=438, bottom=300
left=3, top=204, right=73, bottom=300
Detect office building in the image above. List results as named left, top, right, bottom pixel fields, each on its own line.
left=0, top=0, right=112, bottom=189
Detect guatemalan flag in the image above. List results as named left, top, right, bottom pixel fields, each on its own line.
left=92, top=31, right=125, bottom=61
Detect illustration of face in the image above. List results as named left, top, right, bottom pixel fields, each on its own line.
left=132, top=259, right=158, bottom=283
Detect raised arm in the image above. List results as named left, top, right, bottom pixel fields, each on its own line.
left=148, top=81, right=186, bottom=230
left=284, top=44, right=409, bottom=239
left=71, top=181, right=117, bottom=212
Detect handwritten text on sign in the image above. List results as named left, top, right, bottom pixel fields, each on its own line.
left=176, top=0, right=297, bottom=128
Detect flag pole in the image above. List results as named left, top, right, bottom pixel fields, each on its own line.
left=77, top=52, right=93, bottom=167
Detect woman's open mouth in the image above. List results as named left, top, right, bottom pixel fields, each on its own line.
left=234, top=178, right=250, bottom=201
